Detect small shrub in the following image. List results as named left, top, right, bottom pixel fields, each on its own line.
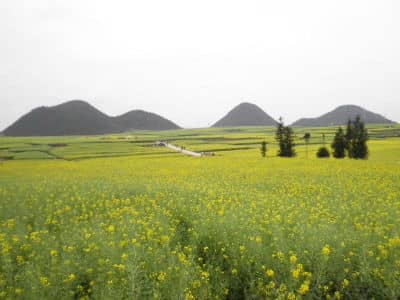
left=316, top=147, right=330, bottom=158
left=260, top=141, right=267, bottom=158
left=0, top=155, right=14, bottom=160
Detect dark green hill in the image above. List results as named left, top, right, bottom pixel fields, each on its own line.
left=3, top=100, right=119, bottom=136
left=3, top=100, right=180, bottom=136
left=212, top=102, right=277, bottom=127
left=114, top=110, right=180, bottom=131
left=292, top=105, right=396, bottom=127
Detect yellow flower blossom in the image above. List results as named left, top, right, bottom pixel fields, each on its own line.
left=298, top=280, right=310, bottom=295
left=69, top=273, right=76, bottom=281
left=290, top=255, right=297, bottom=264
left=157, top=272, right=167, bottom=282
left=40, top=276, right=50, bottom=287
left=342, top=279, right=349, bottom=288
left=322, top=245, right=331, bottom=256
left=266, top=269, right=274, bottom=278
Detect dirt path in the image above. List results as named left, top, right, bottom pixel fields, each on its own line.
left=156, top=141, right=202, bottom=157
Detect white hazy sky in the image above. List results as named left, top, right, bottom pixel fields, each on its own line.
left=1, top=0, right=399, bottom=130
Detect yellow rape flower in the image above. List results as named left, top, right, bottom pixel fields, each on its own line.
left=69, top=273, right=76, bottom=281
left=342, top=279, right=349, bottom=288
left=298, top=280, right=310, bottom=295
left=322, top=245, right=331, bottom=256
left=157, top=272, right=167, bottom=282
left=292, top=269, right=300, bottom=280
left=266, top=269, right=274, bottom=278
left=290, top=255, right=297, bottom=264
left=40, top=276, right=50, bottom=287
left=107, top=225, right=115, bottom=233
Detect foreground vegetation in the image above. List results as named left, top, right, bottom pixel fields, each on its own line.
left=1, top=125, right=400, bottom=299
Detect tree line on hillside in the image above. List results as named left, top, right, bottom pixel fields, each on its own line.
left=261, top=115, right=368, bottom=159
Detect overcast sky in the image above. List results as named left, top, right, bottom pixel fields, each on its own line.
left=1, top=0, right=399, bottom=130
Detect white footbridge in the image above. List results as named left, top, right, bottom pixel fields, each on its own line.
left=155, top=141, right=203, bottom=157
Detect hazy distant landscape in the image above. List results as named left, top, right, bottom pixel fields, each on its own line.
left=1, top=100, right=396, bottom=137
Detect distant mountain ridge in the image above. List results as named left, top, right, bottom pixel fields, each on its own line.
left=292, top=105, right=396, bottom=127
left=3, top=100, right=180, bottom=136
left=3, top=101, right=397, bottom=136
left=213, top=102, right=277, bottom=127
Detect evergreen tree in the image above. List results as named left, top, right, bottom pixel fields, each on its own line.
left=260, top=141, right=267, bottom=158
left=283, top=126, right=296, bottom=157
left=304, top=132, right=311, bottom=158
left=331, top=127, right=346, bottom=158
left=351, top=115, right=368, bottom=159
left=275, top=117, right=296, bottom=157
left=275, top=117, right=285, bottom=156
left=345, top=119, right=354, bottom=157
left=344, top=115, right=368, bottom=159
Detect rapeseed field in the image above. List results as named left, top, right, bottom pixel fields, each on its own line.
left=0, top=136, right=400, bottom=299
